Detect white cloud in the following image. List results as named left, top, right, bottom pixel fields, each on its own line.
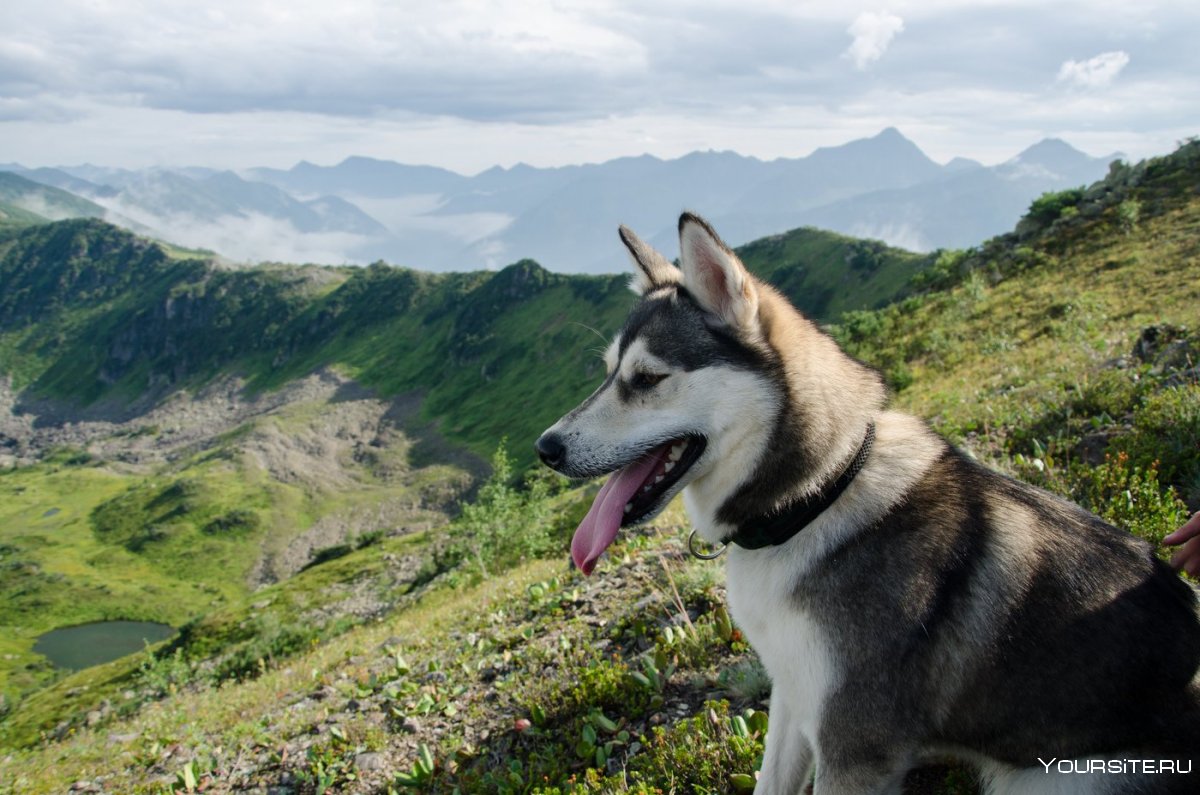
left=0, top=1, right=1195, bottom=172
left=845, top=11, right=905, bottom=70
left=94, top=195, right=374, bottom=265
left=1056, top=51, right=1130, bottom=89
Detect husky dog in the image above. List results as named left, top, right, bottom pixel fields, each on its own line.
left=535, top=213, right=1200, bottom=794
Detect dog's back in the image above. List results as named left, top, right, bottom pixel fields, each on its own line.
left=798, top=445, right=1200, bottom=774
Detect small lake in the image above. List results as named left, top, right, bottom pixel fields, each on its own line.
left=34, top=621, right=176, bottom=670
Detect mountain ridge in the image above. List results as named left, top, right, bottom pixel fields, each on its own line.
left=6, top=129, right=1121, bottom=272
left=0, top=216, right=930, bottom=469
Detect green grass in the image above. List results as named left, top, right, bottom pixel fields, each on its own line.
left=0, top=471, right=195, bottom=718
left=0, top=398, right=471, bottom=722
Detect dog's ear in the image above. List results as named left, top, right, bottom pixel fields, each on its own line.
left=619, top=225, right=681, bottom=295
left=678, top=212, right=758, bottom=331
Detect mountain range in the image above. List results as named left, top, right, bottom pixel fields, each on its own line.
left=2, top=128, right=1120, bottom=272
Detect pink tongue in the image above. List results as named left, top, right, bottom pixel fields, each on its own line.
left=571, top=447, right=668, bottom=575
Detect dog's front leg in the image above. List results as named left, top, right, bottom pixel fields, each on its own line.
left=755, top=687, right=815, bottom=795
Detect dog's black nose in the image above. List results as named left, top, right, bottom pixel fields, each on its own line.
left=535, top=433, right=566, bottom=468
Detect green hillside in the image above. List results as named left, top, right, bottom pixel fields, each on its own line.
left=0, top=171, right=108, bottom=223
left=1, top=141, right=1197, bottom=794
left=0, top=218, right=929, bottom=466
left=0, top=201, right=48, bottom=230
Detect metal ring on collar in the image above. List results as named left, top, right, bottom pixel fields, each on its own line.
left=688, top=530, right=727, bottom=560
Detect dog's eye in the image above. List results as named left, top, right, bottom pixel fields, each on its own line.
left=631, top=371, right=667, bottom=389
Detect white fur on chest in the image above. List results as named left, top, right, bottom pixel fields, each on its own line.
left=684, top=412, right=943, bottom=749
left=725, top=546, right=836, bottom=740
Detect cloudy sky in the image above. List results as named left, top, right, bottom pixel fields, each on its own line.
left=2, top=0, right=1197, bottom=173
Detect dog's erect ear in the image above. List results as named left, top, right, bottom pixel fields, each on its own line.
left=678, top=213, right=758, bottom=331
left=619, top=225, right=681, bottom=295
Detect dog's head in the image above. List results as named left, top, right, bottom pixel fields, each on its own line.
left=536, top=213, right=784, bottom=574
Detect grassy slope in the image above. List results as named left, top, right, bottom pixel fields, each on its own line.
left=0, top=172, right=107, bottom=221
left=901, top=202, right=1197, bottom=432
left=738, top=227, right=928, bottom=318
left=0, top=202, right=48, bottom=229
left=832, top=144, right=1200, bottom=513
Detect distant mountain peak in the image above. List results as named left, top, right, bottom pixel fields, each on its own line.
left=945, top=156, right=984, bottom=172
left=1010, top=138, right=1093, bottom=166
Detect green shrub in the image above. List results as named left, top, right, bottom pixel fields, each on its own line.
left=201, top=508, right=260, bottom=536
left=1027, top=188, right=1085, bottom=226
left=1069, top=369, right=1147, bottom=420
left=138, top=645, right=196, bottom=697
left=355, top=529, right=385, bottom=549
left=1079, top=452, right=1187, bottom=546
left=447, top=440, right=559, bottom=578
left=211, top=614, right=318, bottom=682
left=1116, top=198, right=1141, bottom=234
left=617, top=701, right=765, bottom=794
left=1116, top=385, right=1200, bottom=505
left=303, top=543, right=353, bottom=570
left=910, top=249, right=968, bottom=292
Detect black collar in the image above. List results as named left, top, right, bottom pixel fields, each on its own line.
left=723, top=422, right=876, bottom=550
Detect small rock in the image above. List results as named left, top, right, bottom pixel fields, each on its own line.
left=1133, top=324, right=1186, bottom=363
left=1153, top=339, right=1197, bottom=375
left=355, top=751, right=387, bottom=771
left=107, top=732, right=139, bottom=745
left=86, top=710, right=103, bottom=727
left=401, top=716, right=421, bottom=733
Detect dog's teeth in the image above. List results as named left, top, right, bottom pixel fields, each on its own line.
left=624, top=503, right=632, bottom=513
left=654, top=475, right=664, bottom=483
left=643, top=485, right=653, bottom=493
left=669, top=445, right=683, bottom=461
left=664, top=461, right=675, bottom=473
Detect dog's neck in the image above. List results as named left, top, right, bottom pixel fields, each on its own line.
left=723, top=421, right=876, bottom=549
left=688, top=284, right=886, bottom=545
